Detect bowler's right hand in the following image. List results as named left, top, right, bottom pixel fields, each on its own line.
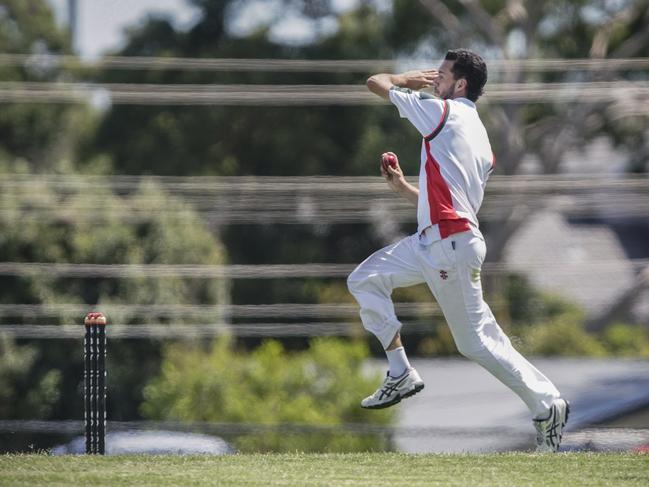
left=400, top=69, right=438, bottom=90
left=380, top=152, right=406, bottom=193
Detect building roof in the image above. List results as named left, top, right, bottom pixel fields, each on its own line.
left=504, top=210, right=637, bottom=317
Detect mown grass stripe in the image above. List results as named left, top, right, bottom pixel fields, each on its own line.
left=0, top=452, right=648, bottom=486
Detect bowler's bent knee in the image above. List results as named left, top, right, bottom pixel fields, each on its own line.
left=347, top=269, right=401, bottom=350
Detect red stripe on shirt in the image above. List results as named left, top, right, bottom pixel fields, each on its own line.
left=424, top=139, right=471, bottom=239
left=425, top=100, right=449, bottom=140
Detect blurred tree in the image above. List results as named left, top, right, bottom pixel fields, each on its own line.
left=89, top=1, right=409, bottom=177
left=0, top=178, right=228, bottom=420
left=0, top=335, right=61, bottom=419
left=88, top=0, right=649, bottom=179
left=0, top=0, right=93, bottom=172
left=600, top=322, right=649, bottom=357
left=502, top=273, right=649, bottom=357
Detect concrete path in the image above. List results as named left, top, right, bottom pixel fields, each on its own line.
left=369, top=357, right=649, bottom=452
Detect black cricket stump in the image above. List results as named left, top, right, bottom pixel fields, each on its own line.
left=84, top=312, right=107, bottom=454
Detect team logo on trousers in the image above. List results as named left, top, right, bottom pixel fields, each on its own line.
left=439, top=270, right=448, bottom=280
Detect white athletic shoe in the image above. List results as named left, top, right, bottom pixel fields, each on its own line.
left=361, top=368, right=424, bottom=409
left=534, top=398, right=570, bottom=452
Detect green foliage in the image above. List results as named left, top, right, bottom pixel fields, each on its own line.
left=0, top=335, right=61, bottom=419
left=88, top=2, right=406, bottom=177
left=505, top=274, right=578, bottom=326
left=141, top=338, right=394, bottom=452
left=505, top=274, right=649, bottom=357
left=0, top=176, right=228, bottom=420
left=600, top=323, right=649, bottom=357
left=0, top=178, right=228, bottom=318
left=515, top=309, right=607, bottom=357
left=0, top=0, right=68, bottom=53
left=505, top=273, right=596, bottom=356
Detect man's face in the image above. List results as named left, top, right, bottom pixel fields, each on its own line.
left=433, top=60, right=459, bottom=100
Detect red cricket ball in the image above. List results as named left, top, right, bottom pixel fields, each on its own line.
left=381, top=153, right=397, bottom=171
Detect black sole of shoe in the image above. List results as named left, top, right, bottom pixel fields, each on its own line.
left=361, top=383, right=425, bottom=410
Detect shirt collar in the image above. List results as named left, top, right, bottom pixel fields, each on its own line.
left=453, top=97, right=475, bottom=108
left=454, top=97, right=476, bottom=109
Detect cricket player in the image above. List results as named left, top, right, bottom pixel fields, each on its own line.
left=347, top=49, right=569, bottom=452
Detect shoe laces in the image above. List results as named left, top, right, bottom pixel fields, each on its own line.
left=373, top=371, right=407, bottom=399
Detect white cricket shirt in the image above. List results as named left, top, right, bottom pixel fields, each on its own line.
left=389, top=87, right=495, bottom=242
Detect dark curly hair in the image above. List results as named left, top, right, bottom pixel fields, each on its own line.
left=444, top=49, right=487, bottom=102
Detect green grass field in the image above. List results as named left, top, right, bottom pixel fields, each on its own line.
left=1, top=452, right=648, bottom=486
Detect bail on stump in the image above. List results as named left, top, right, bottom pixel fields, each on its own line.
left=84, top=312, right=107, bottom=454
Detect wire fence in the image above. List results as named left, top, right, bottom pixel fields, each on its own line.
left=3, top=175, right=649, bottom=223
left=0, top=302, right=436, bottom=319
left=0, top=322, right=363, bottom=339
left=0, top=419, right=537, bottom=438
left=0, top=256, right=646, bottom=338
left=2, top=54, right=649, bottom=73
left=1, top=420, right=647, bottom=451
left=1, top=81, right=647, bottom=106
left=1, top=173, right=647, bottom=338
left=0, top=260, right=646, bottom=279
left=1, top=54, right=647, bottom=108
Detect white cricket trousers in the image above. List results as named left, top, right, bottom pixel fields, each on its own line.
left=347, top=230, right=560, bottom=418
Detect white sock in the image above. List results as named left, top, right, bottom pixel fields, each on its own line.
left=386, top=347, right=411, bottom=377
